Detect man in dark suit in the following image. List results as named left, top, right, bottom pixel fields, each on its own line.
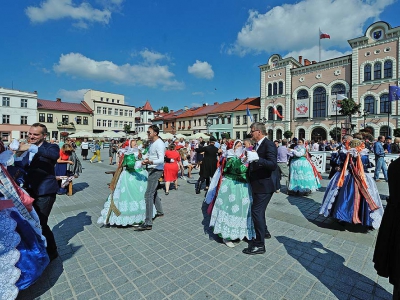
left=194, top=136, right=219, bottom=194
left=243, top=122, right=277, bottom=255
left=19, top=123, right=60, bottom=261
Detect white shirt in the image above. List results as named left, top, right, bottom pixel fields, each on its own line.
left=81, top=142, right=89, bottom=149
left=145, top=138, right=165, bottom=170
left=254, top=137, right=266, bottom=150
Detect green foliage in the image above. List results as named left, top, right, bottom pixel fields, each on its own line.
left=159, top=106, right=169, bottom=113
left=123, top=124, right=131, bottom=134
left=329, top=127, right=341, bottom=141
left=75, top=141, right=81, bottom=146
left=339, top=98, right=361, bottom=117
left=283, top=130, right=293, bottom=139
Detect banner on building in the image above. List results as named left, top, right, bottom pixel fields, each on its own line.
left=294, top=98, right=310, bottom=118
left=329, top=95, right=344, bottom=115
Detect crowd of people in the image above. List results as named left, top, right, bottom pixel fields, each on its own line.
left=1, top=122, right=399, bottom=298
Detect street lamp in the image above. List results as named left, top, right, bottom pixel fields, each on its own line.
left=261, top=117, right=267, bottom=124
left=362, top=109, right=370, bottom=129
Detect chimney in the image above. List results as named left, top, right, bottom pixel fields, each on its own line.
left=298, top=56, right=302, bottom=65
left=170, top=110, right=174, bottom=113
left=214, top=102, right=219, bottom=105
left=304, top=59, right=311, bottom=66
left=184, top=106, right=189, bottom=111
left=312, top=60, right=317, bottom=64
left=203, top=103, right=207, bottom=107
left=33, top=91, right=37, bottom=94
left=56, top=98, right=61, bottom=102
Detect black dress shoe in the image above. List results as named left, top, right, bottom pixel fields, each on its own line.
left=242, top=246, right=266, bottom=255
left=48, top=251, right=59, bottom=262
left=155, top=212, right=164, bottom=218
left=195, top=185, right=201, bottom=194
left=134, top=224, right=152, bottom=231
left=265, top=232, right=272, bottom=239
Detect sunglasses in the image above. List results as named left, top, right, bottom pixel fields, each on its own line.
left=147, top=131, right=152, bottom=134
left=250, top=130, right=259, bottom=133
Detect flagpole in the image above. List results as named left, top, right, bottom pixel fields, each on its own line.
left=388, top=84, right=391, bottom=137
left=319, top=28, right=321, bottom=62
left=335, top=97, right=338, bottom=142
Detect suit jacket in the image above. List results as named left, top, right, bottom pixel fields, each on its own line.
left=195, top=144, right=218, bottom=178
left=248, top=138, right=278, bottom=193
left=25, top=141, right=60, bottom=197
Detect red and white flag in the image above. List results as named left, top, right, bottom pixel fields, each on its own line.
left=320, top=29, right=330, bottom=39
left=273, top=105, right=283, bottom=119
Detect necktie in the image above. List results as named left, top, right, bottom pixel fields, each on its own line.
left=254, top=143, right=258, bottom=151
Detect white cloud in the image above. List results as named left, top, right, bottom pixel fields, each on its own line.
left=25, top=0, right=112, bottom=26
left=53, top=52, right=184, bottom=90
left=57, top=89, right=89, bottom=103
left=228, top=0, right=395, bottom=56
left=284, top=46, right=352, bottom=62
left=188, top=60, right=214, bottom=79
left=192, top=92, right=204, bottom=97
left=140, top=49, right=169, bottom=64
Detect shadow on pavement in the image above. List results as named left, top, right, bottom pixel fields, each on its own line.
left=276, top=236, right=392, bottom=300
left=71, top=182, right=89, bottom=192
left=201, top=201, right=220, bottom=242
left=52, top=211, right=92, bottom=261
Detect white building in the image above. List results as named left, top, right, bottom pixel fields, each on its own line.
left=83, top=90, right=135, bottom=133
left=0, top=87, right=38, bottom=142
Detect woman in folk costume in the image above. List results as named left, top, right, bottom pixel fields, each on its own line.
left=287, top=138, right=321, bottom=195
left=208, top=140, right=255, bottom=248
left=98, top=139, right=152, bottom=226
left=319, top=139, right=383, bottom=229
left=0, top=141, right=49, bottom=299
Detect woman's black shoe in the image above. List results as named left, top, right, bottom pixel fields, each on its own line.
left=134, top=224, right=152, bottom=231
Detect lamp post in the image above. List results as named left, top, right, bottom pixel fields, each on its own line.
left=362, top=109, right=370, bottom=130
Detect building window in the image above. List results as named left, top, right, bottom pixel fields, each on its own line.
left=380, top=126, right=391, bottom=137
left=97, top=119, right=101, bottom=126
left=277, top=106, right=283, bottom=121
left=374, top=62, right=382, bottom=80
left=268, top=84, right=272, bottom=96
left=331, top=83, right=346, bottom=96
left=117, top=100, right=120, bottom=104
left=273, top=82, right=277, bottom=95
left=242, top=131, right=247, bottom=140
left=114, top=109, right=118, bottom=116
left=236, top=131, right=240, bottom=139
left=364, top=96, right=375, bottom=114
left=243, top=115, right=247, bottom=125
left=76, top=116, right=82, bottom=124
left=20, top=99, right=28, bottom=108
left=313, top=87, right=327, bottom=118
left=380, top=94, right=391, bottom=114
left=221, top=117, right=225, bottom=124
left=364, top=64, right=371, bottom=81
left=112, top=99, right=114, bottom=103
left=108, top=108, right=112, bottom=115
left=278, top=82, right=283, bottom=95
left=129, top=110, right=133, bottom=117
left=103, top=107, right=107, bottom=114
left=108, top=120, right=112, bottom=127
left=268, top=107, right=274, bottom=120
left=103, top=120, right=107, bottom=127
left=236, top=116, right=240, bottom=125
left=1, top=132, right=9, bottom=141
left=227, top=117, right=231, bottom=124
left=188, top=120, right=192, bottom=127
left=120, top=110, right=123, bottom=116
left=2, top=97, right=10, bottom=107
left=297, top=89, right=309, bottom=100
left=172, top=122, right=175, bottom=128
left=47, top=114, right=53, bottom=123
left=194, top=120, right=196, bottom=126
left=124, top=110, right=128, bottom=117
left=83, top=117, right=88, bottom=125
left=21, top=116, right=28, bottom=125
left=215, top=118, right=219, bottom=125
left=20, top=132, right=28, bottom=139
left=2, top=115, right=10, bottom=124
left=97, top=107, right=101, bottom=114
left=129, top=122, right=132, bottom=127
left=106, top=98, right=109, bottom=102
left=39, top=113, right=45, bottom=122
left=299, top=129, right=305, bottom=139
left=100, top=97, right=103, bottom=101
left=276, top=129, right=282, bottom=140
left=114, top=121, right=118, bottom=127
left=165, top=122, right=169, bottom=128
left=62, top=115, right=69, bottom=124
left=119, top=121, right=123, bottom=128
left=268, top=129, right=273, bottom=140
left=384, top=60, right=393, bottom=78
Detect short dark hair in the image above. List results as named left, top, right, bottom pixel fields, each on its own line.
left=31, top=123, right=48, bottom=135
left=148, top=125, right=159, bottom=136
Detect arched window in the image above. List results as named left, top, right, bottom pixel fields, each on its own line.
left=380, top=126, right=391, bottom=137
left=297, top=89, right=309, bottom=99
left=268, top=129, right=273, bottom=140
left=374, top=62, right=382, bottom=80
left=364, top=96, right=375, bottom=114
left=268, top=107, right=274, bottom=120
left=298, top=129, right=305, bottom=139
left=276, top=106, right=283, bottom=120
left=278, top=82, right=283, bottom=95
left=364, top=64, right=371, bottom=81
left=331, top=83, right=346, bottom=95
left=380, top=94, right=391, bottom=114
left=384, top=60, right=392, bottom=78
left=313, top=87, right=326, bottom=118
left=276, top=129, right=282, bottom=140
left=273, top=83, right=278, bottom=95
left=268, top=83, right=272, bottom=96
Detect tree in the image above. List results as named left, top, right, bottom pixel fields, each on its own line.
left=329, top=127, right=341, bottom=141
left=339, top=98, right=361, bottom=133
left=159, top=106, right=169, bottom=113
left=283, top=130, right=293, bottom=139
left=123, top=124, right=131, bottom=135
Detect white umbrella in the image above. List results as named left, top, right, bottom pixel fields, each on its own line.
left=160, top=132, right=174, bottom=140
left=135, top=132, right=148, bottom=139
left=113, top=131, right=126, bottom=138
left=174, top=133, right=187, bottom=139
left=69, top=130, right=95, bottom=138
left=192, top=132, right=209, bottom=139
left=97, top=131, right=116, bottom=138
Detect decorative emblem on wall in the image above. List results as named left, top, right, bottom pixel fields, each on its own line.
left=315, top=74, right=322, bottom=79
left=296, top=105, right=308, bottom=114
left=373, top=30, right=382, bottom=40
left=334, top=70, right=341, bottom=76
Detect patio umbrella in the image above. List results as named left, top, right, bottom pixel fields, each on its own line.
left=69, top=130, right=95, bottom=138
left=159, top=132, right=174, bottom=140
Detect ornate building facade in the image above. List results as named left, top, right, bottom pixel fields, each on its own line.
left=260, top=21, right=400, bottom=141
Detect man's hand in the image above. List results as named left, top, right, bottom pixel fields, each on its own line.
left=18, top=144, right=31, bottom=152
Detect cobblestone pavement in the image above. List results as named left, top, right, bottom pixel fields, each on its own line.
left=17, top=149, right=393, bottom=300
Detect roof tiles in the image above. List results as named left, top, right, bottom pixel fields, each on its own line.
left=37, top=99, right=92, bottom=114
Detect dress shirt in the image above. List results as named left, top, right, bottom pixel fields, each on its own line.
left=146, top=138, right=165, bottom=170
left=254, top=137, right=266, bottom=151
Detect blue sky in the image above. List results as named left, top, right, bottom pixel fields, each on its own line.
left=1, top=0, right=399, bottom=110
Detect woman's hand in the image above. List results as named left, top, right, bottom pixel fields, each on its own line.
left=68, top=161, right=74, bottom=165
